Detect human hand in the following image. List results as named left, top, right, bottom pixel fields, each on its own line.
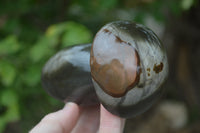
left=29, top=103, right=125, bottom=133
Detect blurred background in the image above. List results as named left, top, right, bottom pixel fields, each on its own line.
left=0, top=0, right=200, bottom=132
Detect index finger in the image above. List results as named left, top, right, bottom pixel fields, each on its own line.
left=99, top=104, right=126, bottom=133
left=30, top=102, right=80, bottom=133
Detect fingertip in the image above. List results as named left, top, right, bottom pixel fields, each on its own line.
left=63, top=102, right=80, bottom=114
left=64, top=102, right=79, bottom=109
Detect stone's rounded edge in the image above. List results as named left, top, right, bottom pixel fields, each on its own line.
left=103, top=85, right=163, bottom=118
left=93, top=76, right=164, bottom=118
left=41, top=43, right=99, bottom=106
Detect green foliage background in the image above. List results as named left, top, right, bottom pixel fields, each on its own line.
left=0, top=0, right=197, bottom=132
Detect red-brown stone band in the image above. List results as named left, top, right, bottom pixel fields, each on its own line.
left=90, top=28, right=141, bottom=97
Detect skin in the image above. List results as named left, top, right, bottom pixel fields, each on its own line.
left=29, top=103, right=125, bottom=133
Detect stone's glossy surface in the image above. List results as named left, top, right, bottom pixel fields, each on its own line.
left=90, top=26, right=141, bottom=97
left=90, top=21, right=168, bottom=118
left=42, top=44, right=99, bottom=106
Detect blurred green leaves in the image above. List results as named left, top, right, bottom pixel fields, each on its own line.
left=72, top=0, right=119, bottom=12
left=0, top=90, right=20, bottom=133
left=30, top=21, right=92, bottom=62
left=29, top=38, right=54, bottom=62
left=98, top=0, right=118, bottom=10
left=0, top=36, right=20, bottom=56
left=46, top=21, right=92, bottom=48
left=61, top=22, right=92, bottom=47
left=0, top=20, right=92, bottom=132
left=0, top=36, right=19, bottom=87
left=23, top=65, right=41, bottom=86
left=0, top=61, right=16, bottom=86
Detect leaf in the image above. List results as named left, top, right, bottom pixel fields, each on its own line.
left=62, top=21, right=92, bottom=47
left=29, top=37, right=54, bottom=62
left=30, top=21, right=92, bottom=62
left=46, top=23, right=67, bottom=38
left=0, top=90, right=20, bottom=133
left=0, top=60, right=16, bottom=86
left=45, top=23, right=67, bottom=48
left=181, top=0, right=194, bottom=10
left=23, top=65, right=41, bottom=86
left=0, top=35, right=20, bottom=55
left=30, top=21, right=90, bottom=62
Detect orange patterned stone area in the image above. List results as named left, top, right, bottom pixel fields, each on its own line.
left=90, top=28, right=140, bottom=97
